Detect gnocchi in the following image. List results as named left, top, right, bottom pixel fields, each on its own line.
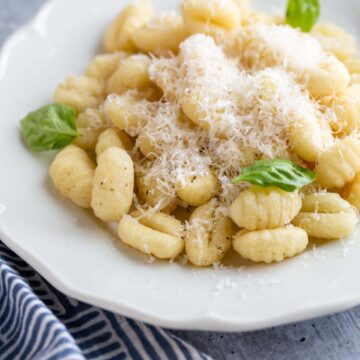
left=312, top=23, right=357, bottom=61
left=131, top=13, right=187, bottom=53
left=186, top=201, right=233, bottom=266
left=176, top=174, right=217, bottom=207
left=49, top=145, right=95, bottom=208
left=118, top=214, right=184, bottom=259
left=305, top=55, right=350, bottom=98
left=288, top=111, right=332, bottom=162
left=233, top=225, right=308, bottom=264
left=343, top=174, right=360, bottom=211
left=327, top=84, right=360, bottom=136
left=92, top=148, right=134, bottom=222
left=95, top=128, right=133, bottom=157
left=316, top=137, right=360, bottom=189
left=103, top=0, right=154, bottom=52
left=73, top=109, right=110, bottom=151
left=54, top=76, right=104, bottom=113
left=229, top=186, right=302, bottom=230
left=103, top=92, right=149, bottom=134
left=26, top=0, right=360, bottom=267
left=292, top=193, right=358, bottom=239
left=106, top=55, right=152, bottom=95
left=181, top=0, right=241, bottom=36
left=137, top=175, right=177, bottom=213
left=86, top=52, right=129, bottom=81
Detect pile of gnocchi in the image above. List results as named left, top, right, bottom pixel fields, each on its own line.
left=21, top=0, right=360, bottom=266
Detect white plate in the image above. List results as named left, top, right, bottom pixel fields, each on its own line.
left=1, top=0, right=360, bottom=332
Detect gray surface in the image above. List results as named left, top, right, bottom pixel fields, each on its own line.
left=1, top=1, right=360, bottom=359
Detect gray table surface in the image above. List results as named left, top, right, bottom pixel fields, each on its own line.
left=1, top=1, right=360, bottom=359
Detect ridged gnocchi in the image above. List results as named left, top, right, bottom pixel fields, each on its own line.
left=186, top=201, right=233, bottom=266
left=49, top=145, right=95, bottom=208
left=229, top=186, right=302, bottom=230
left=103, top=0, right=154, bottom=52
left=137, top=175, right=177, bottom=213
left=292, top=193, right=358, bottom=239
left=86, top=52, right=128, bottom=81
left=176, top=174, right=217, bottom=207
left=106, top=55, right=152, bottom=95
left=312, top=23, right=357, bottom=62
left=316, top=137, right=360, bottom=189
left=181, top=0, right=241, bottom=36
left=233, top=225, right=308, bottom=263
left=305, top=55, right=350, bottom=98
left=345, top=57, right=360, bottom=85
left=73, top=109, right=110, bottom=151
left=54, top=76, right=104, bottom=113
left=288, top=110, right=333, bottom=162
left=103, top=93, right=149, bottom=134
left=327, top=84, right=360, bottom=136
left=95, top=128, right=133, bottom=157
left=118, top=213, right=184, bottom=259
left=92, top=148, right=134, bottom=222
left=343, top=174, right=360, bottom=211
left=131, top=13, right=187, bottom=53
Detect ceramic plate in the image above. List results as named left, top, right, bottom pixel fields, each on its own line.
left=1, top=0, right=360, bottom=332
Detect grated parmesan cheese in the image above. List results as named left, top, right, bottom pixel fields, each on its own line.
left=107, top=32, right=335, bottom=214
left=226, top=24, right=326, bottom=73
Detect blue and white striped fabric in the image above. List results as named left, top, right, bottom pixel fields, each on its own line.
left=0, top=241, right=211, bottom=360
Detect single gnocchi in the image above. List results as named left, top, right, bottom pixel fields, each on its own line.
left=49, top=145, right=95, bottom=208
left=229, top=186, right=302, bottom=230
left=95, top=128, right=133, bottom=157
left=118, top=213, right=184, bottom=259
left=103, top=93, right=149, bottom=135
left=54, top=76, right=105, bottom=113
left=86, top=52, right=129, bottom=81
left=233, top=225, right=308, bottom=263
left=288, top=110, right=333, bottom=162
left=73, top=109, right=110, bottom=151
left=92, top=147, right=134, bottom=222
left=292, top=193, right=358, bottom=239
left=136, top=175, right=177, bottom=213
left=305, top=55, right=350, bottom=98
left=312, top=23, right=357, bottom=61
left=106, top=55, right=152, bottom=95
left=176, top=173, right=217, bottom=207
left=186, top=201, right=233, bottom=266
left=131, top=210, right=184, bottom=239
left=345, top=57, right=360, bottom=85
left=315, top=137, right=360, bottom=189
left=181, top=0, right=241, bottom=36
left=343, top=174, right=360, bottom=211
left=131, top=13, right=187, bottom=53
left=103, top=0, right=154, bottom=52
left=327, top=85, right=360, bottom=136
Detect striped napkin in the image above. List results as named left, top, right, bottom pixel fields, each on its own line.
left=0, top=241, right=211, bottom=360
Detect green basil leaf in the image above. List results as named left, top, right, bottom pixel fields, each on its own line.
left=20, top=104, right=78, bottom=152
left=231, top=159, right=316, bottom=192
left=286, top=0, right=320, bottom=32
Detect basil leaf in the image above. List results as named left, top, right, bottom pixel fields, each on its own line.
left=231, top=159, right=316, bottom=192
left=20, top=104, right=78, bottom=152
left=286, top=0, right=320, bottom=32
